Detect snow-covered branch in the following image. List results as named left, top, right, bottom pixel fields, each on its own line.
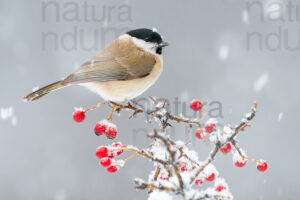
left=72, top=99, right=268, bottom=200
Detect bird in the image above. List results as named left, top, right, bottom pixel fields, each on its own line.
left=24, top=28, right=168, bottom=103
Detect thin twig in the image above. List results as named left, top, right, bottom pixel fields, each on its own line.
left=190, top=142, right=221, bottom=184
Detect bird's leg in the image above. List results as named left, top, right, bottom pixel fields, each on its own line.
left=107, top=103, right=117, bottom=123
left=85, top=102, right=107, bottom=112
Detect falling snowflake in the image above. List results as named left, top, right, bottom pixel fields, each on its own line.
left=218, top=45, right=229, bottom=61
left=253, top=72, right=269, bottom=92
left=278, top=112, right=283, bottom=121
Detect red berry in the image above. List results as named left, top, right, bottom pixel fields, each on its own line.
left=73, top=110, right=85, bottom=123
left=257, top=161, right=268, bottom=172
left=107, top=151, right=115, bottom=159
left=195, top=179, right=204, bottom=185
left=195, top=129, right=205, bottom=140
left=235, top=161, right=247, bottom=168
left=205, top=123, right=215, bottom=133
left=220, top=143, right=232, bottom=155
left=113, top=143, right=123, bottom=156
left=107, top=165, right=118, bottom=173
left=100, top=157, right=111, bottom=167
left=159, top=173, right=169, bottom=181
left=205, top=173, right=215, bottom=182
left=181, top=166, right=188, bottom=172
left=179, top=162, right=188, bottom=172
left=94, top=122, right=107, bottom=136
left=95, top=146, right=108, bottom=159
left=181, top=165, right=188, bottom=172
left=105, top=127, right=117, bottom=139
left=216, top=185, right=226, bottom=192
left=190, top=100, right=203, bottom=111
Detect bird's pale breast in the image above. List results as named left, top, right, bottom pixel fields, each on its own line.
left=83, top=59, right=162, bottom=102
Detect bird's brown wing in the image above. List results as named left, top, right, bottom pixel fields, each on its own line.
left=64, top=39, right=156, bottom=84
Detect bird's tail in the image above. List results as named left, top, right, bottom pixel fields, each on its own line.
left=24, top=80, right=67, bottom=102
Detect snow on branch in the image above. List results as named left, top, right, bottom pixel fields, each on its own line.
left=72, top=99, right=267, bottom=200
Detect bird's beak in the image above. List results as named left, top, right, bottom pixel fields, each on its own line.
left=158, top=41, right=169, bottom=48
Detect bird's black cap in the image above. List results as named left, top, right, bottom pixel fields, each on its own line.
left=127, top=28, right=163, bottom=44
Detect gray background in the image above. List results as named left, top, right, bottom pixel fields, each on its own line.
left=0, top=0, right=299, bottom=199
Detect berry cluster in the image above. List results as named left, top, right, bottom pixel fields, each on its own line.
left=160, top=161, right=232, bottom=199
left=232, top=148, right=268, bottom=172
left=95, top=142, right=124, bottom=173
left=191, top=100, right=268, bottom=173
left=94, top=120, right=117, bottom=139
left=192, top=100, right=216, bottom=141
left=71, top=98, right=267, bottom=199
left=195, top=171, right=231, bottom=199
left=195, top=164, right=219, bottom=185
left=194, top=123, right=216, bottom=141
left=73, top=108, right=118, bottom=140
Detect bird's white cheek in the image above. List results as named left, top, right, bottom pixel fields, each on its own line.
left=131, top=37, right=157, bottom=55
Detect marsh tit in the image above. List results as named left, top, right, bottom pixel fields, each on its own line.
left=24, top=28, right=168, bottom=102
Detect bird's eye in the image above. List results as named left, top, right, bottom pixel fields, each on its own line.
left=156, top=47, right=162, bottom=54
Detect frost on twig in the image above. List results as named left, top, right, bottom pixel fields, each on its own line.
left=74, top=99, right=267, bottom=200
